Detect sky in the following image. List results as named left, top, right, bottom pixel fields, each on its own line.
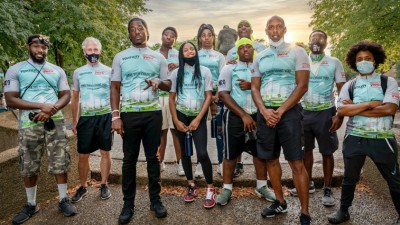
left=140, top=0, right=314, bottom=46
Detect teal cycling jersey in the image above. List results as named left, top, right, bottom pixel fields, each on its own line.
left=198, top=49, right=225, bottom=91
left=218, top=61, right=257, bottom=114
left=251, top=43, right=310, bottom=107
left=302, top=55, right=346, bottom=111
left=111, top=46, right=168, bottom=112
left=72, top=63, right=111, bottom=116
left=156, top=48, right=179, bottom=96
left=4, top=58, right=70, bottom=128
left=170, top=65, right=213, bottom=116
left=337, top=73, right=399, bottom=138
left=226, top=41, right=266, bottom=62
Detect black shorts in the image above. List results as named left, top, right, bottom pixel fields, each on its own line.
left=77, top=113, right=113, bottom=154
left=256, top=104, right=304, bottom=161
left=223, top=110, right=258, bottom=160
left=303, top=107, right=339, bottom=155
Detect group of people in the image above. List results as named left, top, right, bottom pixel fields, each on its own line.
left=4, top=14, right=400, bottom=225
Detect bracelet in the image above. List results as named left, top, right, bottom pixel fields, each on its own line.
left=112, top=116, right=120, bottom=121
left=112, top=110, right=120, bottom=114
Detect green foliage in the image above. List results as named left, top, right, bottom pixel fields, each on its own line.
left=309, top=0, right=400, bottom=75
left=1, top=0, right=150, bottom=74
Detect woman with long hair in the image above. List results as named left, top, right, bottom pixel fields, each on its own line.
left=169, top=42, right=216, bottom=208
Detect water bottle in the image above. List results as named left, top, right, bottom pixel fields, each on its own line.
left=185, top=132, right=193, bottom=156
left=211, top=115, right=217, bottom=138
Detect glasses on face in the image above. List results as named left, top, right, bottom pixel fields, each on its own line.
left=267, top=24, right=284, bottom=31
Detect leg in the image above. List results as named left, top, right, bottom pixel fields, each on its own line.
left=222, top=158, right=237, bottom=184
left=77, top=154, right=90, bottom=187
left=192, top=117, right=213, bottom=185
left=158, top=129, right=168, bottom=162
left=171, top=128, right=182, bottom=161
left=288, top=160, right=309, bottom=215
left=303, top=150, right=314, bottom=182
left=266, top=159, right=283, bottom=202
left=322, top=154, right=334, bottom=187
left=100, top=150, right=111, bottom=185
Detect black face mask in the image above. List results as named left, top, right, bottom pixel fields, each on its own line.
left=183, top=56, right=196, bottom=66
left=85, top=53, right=100, bottom=63
left=309, top=43, right=325, bottom=54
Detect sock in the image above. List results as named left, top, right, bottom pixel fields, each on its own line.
left=26, top=186, right=37, bottom=206
left=207, top=187, right=214, bottom=193
left=223, top=183, right=233, bottom=191
left=58, top=183, right=68, bottom=201
left=189, top=182, right=195, bottom=187
left=256, top=180, right=267, bottom=189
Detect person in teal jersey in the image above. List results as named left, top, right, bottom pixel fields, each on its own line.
left=251, top=16, right=311, bottom=225
left=197, top=23, right=226, bottom=177
left=289, top=30, right=346, bottom=206
left=5, top=34, right=76, bottom=224
left=155, top=27, right=183, bottom=176
left=169, top=42, right=216, bottom=208
left=226, top=20, right=267, bottom=177
left=70, top=37, right=112, bottom=204
left=216, top=38, right=276, bottom=206
left=328, top=41, right=400, bottom=224
left=110, top=17, right=170, bottom=224
left=226, top=20, right=266, bottom=63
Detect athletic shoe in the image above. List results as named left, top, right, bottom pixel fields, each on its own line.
left=176, top=160, right=185, bottom=176
left=71, top=186, right=88, bottom=203
left=160, top=161, right=166, bottom=172
left=203, top=188, right=216, bottom=209
left=321, top=187, right=335, bottom=206
left=194, top=163, right=203, bottom=178
left=58, top=197, right=77, bottom=217
left=12, top=203, right=39, bottom=225
left=255, top=186, right=276, bottom=202
left=233, top=162, right=244, bottom=177
left=118, top=206, right=133, bottom=224
left=289, top=181, right=316, bottom=196
left=100, top=184, right=112, bottom=200
left=184, top=184, right=198, bottom=202
left=300, top=213, right=311, bottom=225
left=261, top=200, right=287, bottom=218
left=328, top=210, right=350, bottom=224
left=216, top=188, right=232, bottom=206
left=150, top=201, right=167, bottom=218
left=217, top=163, right=223, bottom=176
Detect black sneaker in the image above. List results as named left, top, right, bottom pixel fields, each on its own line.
left=119, top=207, right=134, bottom=224
left=261, top=200, right=288, bottom=218
left=100, top=184, right=111, bottom=200
left=71, top=186, right=88, bottom=203
left=12, top=203, right=39, bottom=224
left=150, top=201, right=167, bottom=218
left=58, top=197, right=77, bottom=217
left=328, top=210, right=350, bottom=224
left=300, top=213, right=311, bottom=225
left=233, top=162, right=244, bottom=177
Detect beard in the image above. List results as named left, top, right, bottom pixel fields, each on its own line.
left=29, top=50, right=46, bottom=64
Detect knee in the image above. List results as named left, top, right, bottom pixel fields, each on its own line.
left=289, top=160, right=306, bottom=174
left=197, top=152, right=209, bottom=162
left=79, top=154, right=90, bottom=161
left=100, top=150, right=110, bottom=158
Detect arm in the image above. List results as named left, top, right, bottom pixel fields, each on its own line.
left=219, top=91, right=255, bottom=131
left=337, top=100, right=382, bottom=117
left=169, top=92, right=188, bottom=133
left=188, top=91, right=212, bottom=131
left=110, top=81, right=123, bottom=135
left=71, top=90, right=80, bottom=134
left=358, top=103, right=397, bottom=117
left=251, top=76, right=279, bottom=127
left=329, top=82, right=346, bottom=132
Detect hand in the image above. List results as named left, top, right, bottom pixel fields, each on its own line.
left=342, top=99, right=353, bottom=105
left=168, top=63, right=179, bottom=71
left=188, top=118, right=200, bottom=131
left=226, top=60, right=237, bottom=65
left=329, top=115, right=344, bottom=132
left=72, top=122, right=78, bottom=135
left=40, top=103, right=58, bottom=115
left=210, top=103, right=218, bottom=115
left=260, top=108, right=280, bottom=127
left=33, top=112, right=51, bottom=122
left=112, top=118, right=124, bottom=136
left=242, top=114, right=256, bottom=131
left=237, top=79, right=251, bottom=90
left=143, top=78, right=160, bottom=93
left=369, top=100, right=383, bottom=109
left=175, top=120, right=189, bottom=133
left=212, top=95, right=219, bottom=103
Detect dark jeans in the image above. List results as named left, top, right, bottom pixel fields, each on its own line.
left=175, top=110, right=213, bottom=184
left=120, top=111, right=162, bottom=209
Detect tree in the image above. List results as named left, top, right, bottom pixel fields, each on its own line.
left=308, top=0, right=400, bottom=73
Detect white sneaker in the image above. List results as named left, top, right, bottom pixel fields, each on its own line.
left=194, top=163, right=203, bottom=178
left=160, top=161, right=166, bottom=172
left=217, top=163, right=223, bottom=176
left=177, top=160, right=185, bottom=176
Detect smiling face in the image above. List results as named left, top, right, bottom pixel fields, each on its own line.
left=237, top=22, right=253, bottom=39
left=28, top=40, right=48, bottom=64
left=238, top=44, right=254, bottom=62
left=128, top=20, right=148, bottom=47
left=182, top=43, right=196, bottom=58
left=265, top=17, right=286, bottom=42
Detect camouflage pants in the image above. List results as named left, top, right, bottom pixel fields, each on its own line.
left=18, top=119, right=70, bottom=177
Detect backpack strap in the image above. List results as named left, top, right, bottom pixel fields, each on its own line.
left=348, top=78, right=357, bottom=101
left=348, top=74, right=388, bottom=101
left=380, top=74, right=388, bottom=95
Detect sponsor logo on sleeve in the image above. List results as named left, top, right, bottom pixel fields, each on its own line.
left=341, top=72, right=346, bottom=78
left=392, top=91, right=399, bottom=99
left=4, top=80, right=10, bottom=86
left=302, top=63, right=310, bottom=69
left=218, top=79, right=226, bottom=87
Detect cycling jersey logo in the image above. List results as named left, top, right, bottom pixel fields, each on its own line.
left=170, top=54, right=178, bottom=58
left=302, top=63, right=310, bottom=69
left=122, top=55, right=139, bottom=60
left=277, top=51, right=289, bottom=57
left=43, top=68, right=54, bottom=73
left=370, top=82, right=381, bottom=88
left=95, top=71, right=105, bottom=75
left=341, top=72, right=346, bottom=78
left=209, top=54, right=217, bottom=58
left=143, top=54, right=155, bottom=60
left=321, top=61, right=328, bottom=65
left=218, top=79, right=226, bottom=87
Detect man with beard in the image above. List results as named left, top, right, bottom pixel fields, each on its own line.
left=70, top=37, right=112, bottom=203
left=110, top=17, right=170, bottom=224
left=5, top=34, right=75, bottom=224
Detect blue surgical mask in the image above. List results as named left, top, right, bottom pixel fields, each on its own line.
left=356, top=61, right=375, bottom=74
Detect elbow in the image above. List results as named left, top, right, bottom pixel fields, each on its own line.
left=337, top=108, right=346, bottom=117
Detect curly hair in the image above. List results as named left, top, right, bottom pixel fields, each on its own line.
left=345, top=41, right=386, bottom=72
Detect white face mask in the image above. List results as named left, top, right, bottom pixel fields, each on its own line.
left=269, top=38, right=284, bottom=48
